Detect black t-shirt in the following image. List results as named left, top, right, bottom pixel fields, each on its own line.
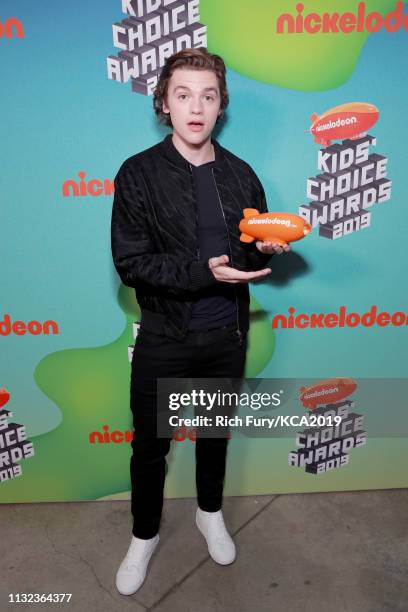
left=188, top=160, right=237, bottom=331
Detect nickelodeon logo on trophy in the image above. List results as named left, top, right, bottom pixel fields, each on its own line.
left=299, top=102, right=392, bottom=240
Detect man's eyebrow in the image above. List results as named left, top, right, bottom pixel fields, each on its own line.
left=173, top=85, right=219, bottom=94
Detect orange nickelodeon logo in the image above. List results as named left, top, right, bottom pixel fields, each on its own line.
left=0, top=17, right=24, bottom=39
left=299, top=378, right=358, bottom=410
left=277, top=2, right=408, bottom=35
left=272, top=305, right=407, bottom=330
left=173, top=426, right=232, bottom=442
left=89, top=425, right=232, bottom=445
left=309, top=102, right=379, bottom=148
left=0, top=314, right=59, bottom=336
left=89, top=425, right=133, bottom=444
left=62, top=172, right=115, bottom=197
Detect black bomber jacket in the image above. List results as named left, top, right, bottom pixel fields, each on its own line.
left=111, top=133, right=273, bottom=342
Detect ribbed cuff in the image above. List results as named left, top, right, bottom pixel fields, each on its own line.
left=189, top=259, right=217, bottom=291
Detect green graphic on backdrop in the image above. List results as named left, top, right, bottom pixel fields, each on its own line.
left=201, top=0, right=402, bottom=90
left=0, top=286, right=274, bottom=502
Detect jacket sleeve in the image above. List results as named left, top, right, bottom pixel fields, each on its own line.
left=111, top=161, right=217, bottom=294
left=242, top=165, right=275, bottom=271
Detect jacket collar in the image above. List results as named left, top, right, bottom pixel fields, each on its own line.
left=159, top=133, right=224, bottom=171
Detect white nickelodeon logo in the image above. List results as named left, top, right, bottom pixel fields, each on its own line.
left=248, top=217, right=291, bottom=227
left=107, top=0, right=207, bottom=95
left=303, top=386, right=339, bottom=400
left=316, top=115, right=357, bottom=132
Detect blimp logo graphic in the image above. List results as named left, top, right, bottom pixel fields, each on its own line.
left=239, top=209, right=312, bottom=247
left=0, top=387, right=11, bottom=409
left=309, top=102, right=379, bottom=148
left=299, top=378, right=358, bottom=410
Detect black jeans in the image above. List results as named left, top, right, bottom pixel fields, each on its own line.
left=129, top=324, right=247, bottom=539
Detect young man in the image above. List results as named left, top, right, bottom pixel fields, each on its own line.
left=111, top=47, right=290, bottom=596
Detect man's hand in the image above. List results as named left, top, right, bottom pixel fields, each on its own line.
left=208, top=255, right=271, bottom=283
left=255, top=240, right=291, bottom=255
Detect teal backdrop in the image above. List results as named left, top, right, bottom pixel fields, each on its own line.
left=1, top=0, right=407, bottom=503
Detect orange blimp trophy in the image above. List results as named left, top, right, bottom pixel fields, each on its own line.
left=239, top=209, right=312, bottom=247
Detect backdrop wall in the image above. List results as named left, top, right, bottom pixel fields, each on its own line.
left=1, top=0, right=407, bottom=503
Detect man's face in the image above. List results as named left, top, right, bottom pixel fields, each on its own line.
left=162, top=68, right=222, bottom=145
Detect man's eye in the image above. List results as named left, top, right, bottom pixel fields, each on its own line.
left=178, top=94, right=188, bottom=100
left=205, top=96, right=214, bottom=101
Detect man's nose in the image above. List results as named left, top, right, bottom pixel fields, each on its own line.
left=190, top=96, right=203, bottom=114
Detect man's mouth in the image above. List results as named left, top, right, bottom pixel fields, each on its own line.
left=187, top=121, right=205, bottom=132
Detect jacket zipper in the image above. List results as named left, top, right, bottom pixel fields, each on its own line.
left=189, top=163, right=200, bottom=261
left=211, top=167, right=243, bottom=346
left=183, top=163, right=198, bottom=333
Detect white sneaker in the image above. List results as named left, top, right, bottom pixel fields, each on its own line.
left=196, top=508, right=236, bottom=565
left=115, top=533, right=159, bottom=595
